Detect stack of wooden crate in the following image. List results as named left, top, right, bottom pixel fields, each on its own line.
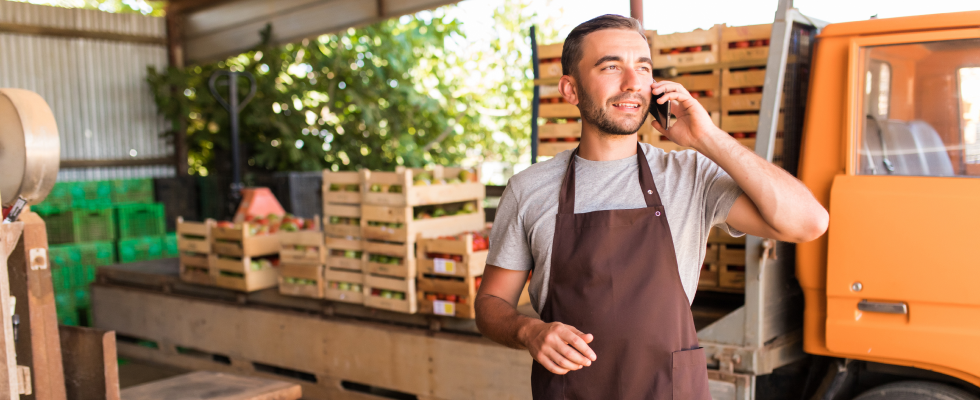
left=209, top=222, right=281, bottom=292
left=360, top=167, right=486, bottom=313
left=176, top=217, right=214, bottom=285
left=277, top=219, right=326, bottom=299
left=416, top=232, right=488, bottom=318
left=698, top=227, right=747, bottom=293
left=321, top=171, right=366, bottom=304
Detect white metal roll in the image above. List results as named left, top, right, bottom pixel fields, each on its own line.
left=0, top=88, right=60, bottom=207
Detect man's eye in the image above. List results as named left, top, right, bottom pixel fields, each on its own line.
left=603, top=65, right=618, bottom=71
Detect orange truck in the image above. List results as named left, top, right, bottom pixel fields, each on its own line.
left=691, top=2, right=980, bottom=399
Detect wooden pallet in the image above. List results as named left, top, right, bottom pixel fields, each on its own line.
left=362, top=167, right=483, bottom=207
left=277, top=263, right=324, bottom=299
left=177, top=218, right=215, bottom=285
left=720, top=24, right=771, bottom=64
left=650, top=25, right=722, bottom=68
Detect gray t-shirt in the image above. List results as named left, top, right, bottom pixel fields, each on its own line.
left=487, top=143, right=744, bottom=313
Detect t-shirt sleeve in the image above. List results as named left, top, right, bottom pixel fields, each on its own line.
left=697, top=153, right=745, bottom=237
left=486, top=182, right=534, bottom=271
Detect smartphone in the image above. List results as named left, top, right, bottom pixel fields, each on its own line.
left=650, top=91, right=671, bottom=130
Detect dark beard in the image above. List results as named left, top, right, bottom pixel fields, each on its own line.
left=577, top=85, right=650, bottom=136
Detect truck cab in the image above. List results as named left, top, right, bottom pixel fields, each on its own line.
left=798, top=10, right=980, bottom=396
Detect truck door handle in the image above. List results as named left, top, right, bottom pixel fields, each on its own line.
left=858, top=300, right=908, bottom=314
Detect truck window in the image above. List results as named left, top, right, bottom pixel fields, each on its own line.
left=856, top=38, right=980, bottom=177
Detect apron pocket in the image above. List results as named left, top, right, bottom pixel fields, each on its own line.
left=671, top=348, right=711, bottom=400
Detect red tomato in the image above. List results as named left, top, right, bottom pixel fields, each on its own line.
left=562, top=137, right=577, bottom=142
left=445, top=295, right=458, bottom=303
left=732, top=132, right=746, bottom=139
left=730, top=88, right=743, bottom=95
left=734, top=41, right=750, bottom=49
left=688, top=46, right=702, bottom=52
left=704, top=90, right=714, bottom=97
left=690, top=92, right=701, bottom=99
left=751, top=40, right=765, bottom=47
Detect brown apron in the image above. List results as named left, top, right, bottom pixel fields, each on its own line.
left=531, top=144, right=711, bottom=400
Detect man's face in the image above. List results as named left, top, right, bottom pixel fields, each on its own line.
left=571, top=29, right=654, bottom=135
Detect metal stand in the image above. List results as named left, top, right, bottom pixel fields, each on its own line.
left=208, top=71, right=257, bottom=216
left=530, top=25, right=540, bottom=164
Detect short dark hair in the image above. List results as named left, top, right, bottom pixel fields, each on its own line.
left=561, top=14, right=647, bottom=76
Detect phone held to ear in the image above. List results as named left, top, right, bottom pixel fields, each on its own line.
left=650, top=91, right=671, bottom=130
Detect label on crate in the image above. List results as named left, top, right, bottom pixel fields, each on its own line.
left=433, top=300, right=455, bottom=316
left=434, top=258, right=456, bottom=274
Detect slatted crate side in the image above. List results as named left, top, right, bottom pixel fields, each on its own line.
left=539, top=121, right=581, bottom=139
left=72, top=206, right=116, bottom=242
left=697, top=244, right=721, bottom=288
left=540, top=85, right=561, bottom=99
left=718, top=243, right=746, bottom=289
left=323, top=268, right=365, bottom=303
left=363, top=168, right=484, bottom=207
left=672, top=70, right=722, bottom=112
left=363, top=274, right=417, bottom=314
left=324, top=236, right=365, bottom=272
left=650, top=25, right=722, bottom=68
left=417, top=276, right=478, bottom=319
left=539, top=59, right=563, bottom=79
left=176, top=217, right=214, bottom=254
left=361, top=204, right=486, bottom=244
left=720, top=113, right=785, bottom=134
left=278, top=229, right=325, bottom=265
left=211, top=225, right=281, bottom=257
left=538, top=142, right=580, bottom=157
left=539, top=103, right=580, bottom=119
left=323, top=203, right=361, bottom=238
left=720, top=23, right=772, bottom=64
left=536, top=42, right=563, bottom=61
left=417, top=234, right=488, bottom=278
left=209, top=254, right=280, bottom=292
left=322, top=170, right=363, bottom=205
left=363, top=239, right=416, bottom=279
left=278, top=263, right=324, bottom=299
left=180, top=260, right=212, bottom=285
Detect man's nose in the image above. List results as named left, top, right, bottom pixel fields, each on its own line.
left=622, top=66, right=644, bottom=92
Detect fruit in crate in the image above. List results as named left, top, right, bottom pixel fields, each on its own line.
left=432, top=207, right=447, bottom=218
left=413, top=172, right=433, bottom=186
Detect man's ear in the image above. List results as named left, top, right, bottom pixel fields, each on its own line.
left=558, top=74, right=579, bottom=106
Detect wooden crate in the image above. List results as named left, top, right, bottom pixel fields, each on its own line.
left=720, top=113, right=785, bottom=134
left=416, top=233, right=488, bottom=279
left=538, top=141, right=579, bottom=157
left=362, top=167, right=484, bottom=207
left=539, top=102, right=580, bottom=119
left=363, top=273, right=416, bottom=314
left=278, top=229, right=325, bottom=265
left=323, top=204, right=360, bottom=239
left=650, top=25, right=721, bottom=68
left=536, top=42, right=563, bottom=60
left=323, top=268, right=364, bottom=304
left=672, top=70, right=721, bottom=112
left=417, top=276, right=479, bottom=319
left=176, top=217, right=215, bottom=285
left=325, top=236, right=364, bottom=272
left=539, top=121, right=581, bottom=140
left=720, top=24, right=772, bottom=64
left=718, top=244, right=746, bottom=289
left=209, top=255, right=280, bottom=292
left=360, top=203, right=485, bottom=245
left=211, top=224, right=281, bottom=258
left=322, top=170, right=362, bottom=205
left=277, top=263, right=324, bottom=299
left=699, top=263, right=719, bottom=288
left=364, top=239, right=416, bottom=279
left=539, top=59, right=563, bottom=79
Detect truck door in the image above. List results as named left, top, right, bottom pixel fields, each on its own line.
left=826, top=32, right=980, bottom=377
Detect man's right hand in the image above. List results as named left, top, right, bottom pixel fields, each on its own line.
left=519, top=320, right=597, bottom=375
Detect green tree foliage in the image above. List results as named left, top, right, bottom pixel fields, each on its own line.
left=148, top=1, right=561, bottom=176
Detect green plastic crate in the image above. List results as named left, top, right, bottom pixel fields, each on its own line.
left=111, top=179, right=154, bottom=204
left=118, top=236, right=164, bottom=263
left=76, top=241, right=115, bottom=267
left=71, top=181, right=112, bottom=208
left=55, top=293, right=78, bottom=326
left=72, top=206, right=116, bottom=242
left=51, top=267, right=72, bottom=291
left=74, top=287, right=91, bottom=309
left=49, top=245, right=78, bottom=269
left=36, top=181, right=73, bottom=211
left=115, top=203, right=166, bottom=240
left=76, top=265, right=96, bottom=287
left=163, top=233, right=178, bottom=258
left=37, top=209, right=75, bottom=244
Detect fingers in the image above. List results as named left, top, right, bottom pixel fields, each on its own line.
left=537, top=354, right=571, bottom=375
left=545, top=347, right=583, bottom=372
left=558, top=328, right=597, bottom=362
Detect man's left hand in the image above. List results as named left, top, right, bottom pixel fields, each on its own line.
left=650, top=80, right=722, bottom=149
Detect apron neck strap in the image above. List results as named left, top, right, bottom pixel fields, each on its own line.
left=558, top=143, right=663, bottom=215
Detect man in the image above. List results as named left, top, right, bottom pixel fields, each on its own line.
left=474, top=14, right=829, bottom=399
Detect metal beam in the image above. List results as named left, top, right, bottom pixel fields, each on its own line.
left=177, top=0, right=462, bottom=64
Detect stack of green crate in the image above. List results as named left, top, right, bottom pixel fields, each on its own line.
left=49, top=241, right=115, bottom=326
left=34, top=178, right=178, bottom=326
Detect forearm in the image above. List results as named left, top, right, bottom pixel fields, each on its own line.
left=475, top=293, right=542, bottom=349
left=694, top=127, right=825, bottom=239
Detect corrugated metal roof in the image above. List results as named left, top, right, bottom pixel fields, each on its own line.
left=0, top=1, right=173, bottom=180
